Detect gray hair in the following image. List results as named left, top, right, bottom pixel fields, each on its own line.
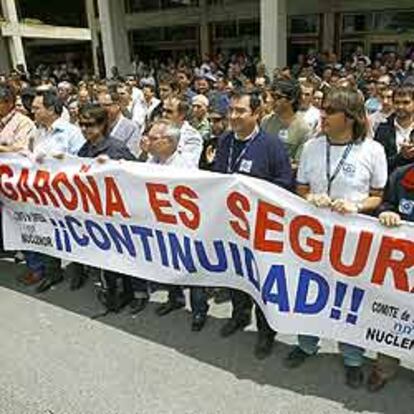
left=154, top=119, right=181, bottom=145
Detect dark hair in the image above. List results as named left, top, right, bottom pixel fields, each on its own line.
left=79, top=103, right=109, bottom=135
left=325, top=87, right=368, bottom=141
left=393, top=85, right=414, bottom=100
left=230, top=89, right=262, bottom=113
left=177, top=99, right=191, bottom=119
left=177, top=67, right=193, bottom=81
left=0, top=83, right=16, bottom=103
left=20, top=87, right=36, bottom=114
left=159, top=74, right=179, bottom=94
left=37, top=90, right=63, bottom=116
left=101, top=86, right=121, bottom=105
left=271, top=79, right=301, bottom=111
left=143, top=84, right=156, bottom=94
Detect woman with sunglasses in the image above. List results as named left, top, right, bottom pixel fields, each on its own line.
left=77, top=103, right=149, bottom=314
left=285, top=87, right=388, bottom=389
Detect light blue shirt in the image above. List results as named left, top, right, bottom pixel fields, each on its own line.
left=33, top=117, right=85, bottom=157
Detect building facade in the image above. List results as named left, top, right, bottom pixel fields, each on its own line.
left=0, top=0, right=414, bottom=76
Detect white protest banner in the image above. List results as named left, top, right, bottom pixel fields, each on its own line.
left=0, top=154, right=413, bottom=361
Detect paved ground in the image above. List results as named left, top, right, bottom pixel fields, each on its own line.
left=0, top=259, right=412, bottom=414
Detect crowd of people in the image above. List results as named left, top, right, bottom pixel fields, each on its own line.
left=0, top=46, right=414, bottom=394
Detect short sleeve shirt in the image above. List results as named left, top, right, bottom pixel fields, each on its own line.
left=297, top=135, right=388, bottom=202
left=33, top=118, right=85, bottom=157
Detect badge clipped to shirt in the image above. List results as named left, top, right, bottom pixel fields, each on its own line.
left=239, top=159, right=253, bottom=173
left=398, top=198, right=414, bottom=216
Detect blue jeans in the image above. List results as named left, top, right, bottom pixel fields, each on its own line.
left=168, top=286, right=209, bottom=317
left=24, top=251, right=45, bottom=275
left=298, top=334, right=365, bottom=367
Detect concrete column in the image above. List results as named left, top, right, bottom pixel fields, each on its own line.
left=0, top=37, right=11, bottom=72
left=85, top=0, right=99, bottom=76
left=199, top=0, right=209, bottom=57
left=1, top=0, right=26, bottom=69
left=97, top=0, right=131, bottom=77
left=322, top=12, right=335, bottom=53
left=260, top=0, right=287, bottom=73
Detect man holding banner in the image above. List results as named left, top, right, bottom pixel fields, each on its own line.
left=214, top=89, right=293, bottom=359
left=367, top=157, right=414, bottom=391
left=287, top=87, right=388, bottom=388
left=145, top=118, right=210, bottom=331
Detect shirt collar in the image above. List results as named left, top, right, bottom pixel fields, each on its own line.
left=395, top=118, right=414, bottom=134
left=235, top=124, right=259, bottom=142
left=153, top=150, right=177, bottom=165
left=48, top=117, right=65, bottom=133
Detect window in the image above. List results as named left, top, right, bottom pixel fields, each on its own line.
left=164, top=25, right=197, bottom=41
left=374, top=10, right=414, bottom=32
left=126, top=0, right=160, bottom=13
left=239, top=20, right=260, bottom=37
left=214, top=21, right=237, bottom=39
left=17, top=0, right=87, bottom=27
left=289, top=15, right=319, bottom=35
left=126, top=0, right=198, bottom=12
left=288, top=42, right=318, bottom=64
left=130, top=29, right=163, bottom=43
left=370, top=43, right=398, bottom=57
left=161, top=0, right=199, bottom=8
left=340, top=41, right=365, bottom=60
left=342, top=13, right=373, bottom=33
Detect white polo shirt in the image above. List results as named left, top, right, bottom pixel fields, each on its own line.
left=297, top=135, right=388, bottom=203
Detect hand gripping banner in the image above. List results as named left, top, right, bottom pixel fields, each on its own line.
left=0, top=154, right=413, bottom=361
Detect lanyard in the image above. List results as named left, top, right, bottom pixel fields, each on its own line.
left=227, top=133, right=258, bottom=174
left=326, top=139, right=353, bottom=196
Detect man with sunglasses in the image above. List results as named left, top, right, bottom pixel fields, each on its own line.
left=286, top=87, right=388, bottom=389
left=261, top=79, right=311, bottom=168
left=214, top=89, right=293, bottom=360
left=76, top=104, right=145, bottom=313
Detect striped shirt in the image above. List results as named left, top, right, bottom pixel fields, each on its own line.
left=0, top=110, right=37, bottom=151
